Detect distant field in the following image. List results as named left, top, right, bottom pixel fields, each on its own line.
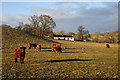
left=2, top=26, right=119, bottom=79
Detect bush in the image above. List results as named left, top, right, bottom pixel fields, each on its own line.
left=92, top=36, right=115, bottom=43
left=91, top=38, right=99, bottom=43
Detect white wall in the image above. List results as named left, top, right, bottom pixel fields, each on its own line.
left=69, top=37, right=74, bottom=41
left=54, top=37, right=64, bottom=40
left=54, top=37, right=74, bottom=41
left=65, top=37, right=69, bottom=40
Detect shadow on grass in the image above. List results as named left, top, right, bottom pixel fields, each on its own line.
left=63, top=48, right=77, bottom=49
left=42, top=47, right=51, bottom=49
left=42, top=50, right=52, bottom=52
left=44, top=59, right=95, bottom=62
left=41, top=50, right=80, bottom=53
left=63, top=51, right=80, bottom=53
left=62, top=48, right=84, bottom=50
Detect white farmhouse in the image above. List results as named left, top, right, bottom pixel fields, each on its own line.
left=53, top=35, right=74, bottom=41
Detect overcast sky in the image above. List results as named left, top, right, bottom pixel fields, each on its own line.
left=2, top=2, right=118, bottom=33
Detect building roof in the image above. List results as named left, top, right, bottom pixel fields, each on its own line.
left=53, top=34, right=74, bottom=37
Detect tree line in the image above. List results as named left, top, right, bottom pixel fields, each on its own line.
left=15, top=14, right=89, bottom=40
left=15, top=15, right=56, bottom=38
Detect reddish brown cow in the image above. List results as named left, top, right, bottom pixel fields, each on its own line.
left=53, top=44, right=56, bottom=47
left=29, top=43, right=38, bottom=49
left=14, top=47, right=26, bottom=64
left=52, top=44, right=62, bottom=53
left=52, top=44, right=61, bottom=47
left=37, top=45, right=41, bottom=51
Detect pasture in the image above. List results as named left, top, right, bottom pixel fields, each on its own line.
left=2, top=26, right=118, bottom=79
left=2, top=40, right=118, bottom=79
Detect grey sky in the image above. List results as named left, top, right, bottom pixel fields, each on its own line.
left=2, top=2, right=118, bottom=33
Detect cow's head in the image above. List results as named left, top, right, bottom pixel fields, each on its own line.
left=36, top=43, right=38, bottom=45
left=20, top=47, right=27, bottom=52
left=53, top=44, right=56, bottom=47
left=20, top=47, right=26, bottom=49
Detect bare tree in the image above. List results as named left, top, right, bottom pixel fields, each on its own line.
left=39, top=15, right=56, bottom=37
left=78, top=25, right=85, bottom=33
left=77, top=25, right=89, bottom=40
left=28, top=15, right=40, bottom=28
left=28, top=15, right=40, bottom=34
left=28, top=15, right=56, bottom=37
left=59, top=30, right=64, bottom=35
left=22, top=24, right=32, bottom=33
left=15, top=22, right=24, bottom=31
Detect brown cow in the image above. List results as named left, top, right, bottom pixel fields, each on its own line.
left=56, top=44, right=61, bottom=47
left=53, top=44, right=56, bottom=47
left=53, top=44, right=61, bottom=47
left=52, top=46, right=62, bottom=53
left=37, top=45, right=41, bottom=51
left=20, top=47, right=26, bottom=60
left=52, top=44, right=62, bottom=53
left=14, top=47, right=26, bottom=64
left=29, top=43, right=38, bottom=49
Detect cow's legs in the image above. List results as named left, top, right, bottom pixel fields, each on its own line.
left=38, top=49, right=41, bottom=51
left=52, top=50, right=54, bottom=52
left=39, top=49, right=41, bottom=51
left=52, top=48, right=54, bottom=52
left=57, top=50, right=59, bottom=53
left=29, top=45, right=31, bottom=49
left=60, top=48, right=62, bottom=53
left=20, top=58, right=24, bottom=64
left=14, top=58, right=18, bottom=63
left=22, top=59, right=24, bottom=63
left=58, top=47, right=62, bottom=53
left=52, top=50, right=55, bottom=52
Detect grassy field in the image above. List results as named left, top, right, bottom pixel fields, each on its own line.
left=2, top=26, right=119, bottom=79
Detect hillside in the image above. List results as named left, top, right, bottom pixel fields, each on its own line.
left=2, top=25, right=57, bottom=50
left=1, top=25, right=118, bottom=79
left=90, top=32, right=118, bottom=43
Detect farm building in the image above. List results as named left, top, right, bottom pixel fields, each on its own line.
left=53, top=34, right=74, bottom=41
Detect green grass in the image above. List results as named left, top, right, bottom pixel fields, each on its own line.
left=2, top=25, right=119, bottom=79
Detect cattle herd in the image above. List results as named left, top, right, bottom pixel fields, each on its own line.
left=13, top=42, right=110, bottom=64
left=13, top=43, right=62, bottom=64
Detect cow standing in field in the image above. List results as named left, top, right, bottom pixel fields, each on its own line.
left=29, top=43, right=38, bottom=49
left=52, top=44, right=62, bottom=53
left=106, top=44, right=110, bottom=48
left=37, top=45, right=41, bottom=51
left=14, top=47, right=26, bottom=64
